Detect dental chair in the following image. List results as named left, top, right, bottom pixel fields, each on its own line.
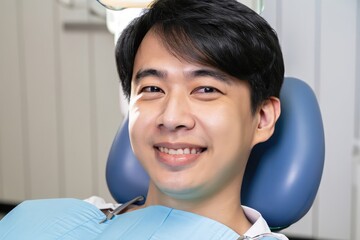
left=106, top=77, right=325, bottom=231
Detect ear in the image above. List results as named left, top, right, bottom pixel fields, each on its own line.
left=251, top=97, right=281, bottom=147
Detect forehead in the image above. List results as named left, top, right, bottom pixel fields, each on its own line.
left=134, top=30, right=170, bottom=62
left=134, top=30, right=194, bottom=68
left=133, top=31, right=234, bottom=80
left=134, top=33, right=231, bottom=85
left=135, top=28, right=219, bottom=71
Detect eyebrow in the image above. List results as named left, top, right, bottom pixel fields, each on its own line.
left=134, top=68, right=231, bottom=84
left=187, top=69, right=230, bottom=83
left=134, top=69, right=167, bottom=84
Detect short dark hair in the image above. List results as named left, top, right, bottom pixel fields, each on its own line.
left=115, top=0, right=284, bottom=113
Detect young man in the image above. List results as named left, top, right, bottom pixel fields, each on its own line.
left=113, top=0, right=285, bottom=237
left=0, top=0, right=286, bottom=239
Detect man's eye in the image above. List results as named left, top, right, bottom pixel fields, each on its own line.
left=193, top=86, right=221, bottom=94
left=140, top=86, right=164, bottom=93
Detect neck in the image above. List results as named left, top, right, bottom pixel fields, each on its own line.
left=143, top=182, right=252, bottom=235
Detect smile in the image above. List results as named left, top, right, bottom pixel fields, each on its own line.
left=157, top=147, right=204, bottom=155
left=154, top=144, right=207, bottom=169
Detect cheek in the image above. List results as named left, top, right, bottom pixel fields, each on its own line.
left=128, top=103, right=153, bottom=153
left=196, top=103, right=244, bottom=141
left=128, top=99, right=155, bottom=132
left=196, top=103, right=255, bottom=158
left=128, top=104, right=140, bottom=140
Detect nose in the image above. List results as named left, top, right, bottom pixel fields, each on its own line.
left=156, top=92, right=195, bottom=131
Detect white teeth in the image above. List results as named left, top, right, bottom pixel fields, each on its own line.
left=184, top=148, right=190, bottom=154
left=158, top=147, right=203, bottom=155
left=169, top=149, right=177, bottom=155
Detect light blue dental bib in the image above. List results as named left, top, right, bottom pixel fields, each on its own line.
left=0, top=198, right=280, bottom=240
left=100, top=205, right=240, bottom=240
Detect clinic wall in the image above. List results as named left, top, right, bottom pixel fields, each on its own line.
left=0, top=0, right=121, bottom=203
left=0, top=1, right=359, bottom=240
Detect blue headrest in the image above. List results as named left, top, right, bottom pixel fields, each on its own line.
left=106, top=77, right=325, bottom=230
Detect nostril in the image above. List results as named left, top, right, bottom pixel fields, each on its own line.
left=175, top=124, right=187, bottom=130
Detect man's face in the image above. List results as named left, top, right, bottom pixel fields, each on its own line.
left=128, top=31, right=261, bottom=201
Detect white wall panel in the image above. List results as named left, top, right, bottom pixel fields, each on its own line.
left=261, top=0, right=280, bottom=37
left=316, top=1, right=356, bottom=239
left=355, top=2, right=360, bottom=238
left=281, top=1, right=318, bottom=89
left=20, top=0, right=61, bottom=199
left=0, top=1, right=27, bottom=202
left=0, top=0, right=120, bottom=201
left=58, top=5, right=94, bottom=199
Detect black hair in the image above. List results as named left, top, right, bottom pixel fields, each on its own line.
left=115, top=0, right=284, bottom=113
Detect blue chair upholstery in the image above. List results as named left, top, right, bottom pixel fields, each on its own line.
left=106, top=77, right=325, bottom=230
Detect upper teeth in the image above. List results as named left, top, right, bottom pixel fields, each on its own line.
left=158, top=147, right=202, bottom=155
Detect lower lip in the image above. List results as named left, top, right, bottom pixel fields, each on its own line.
left=155, top=149, right=202, bottom=169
